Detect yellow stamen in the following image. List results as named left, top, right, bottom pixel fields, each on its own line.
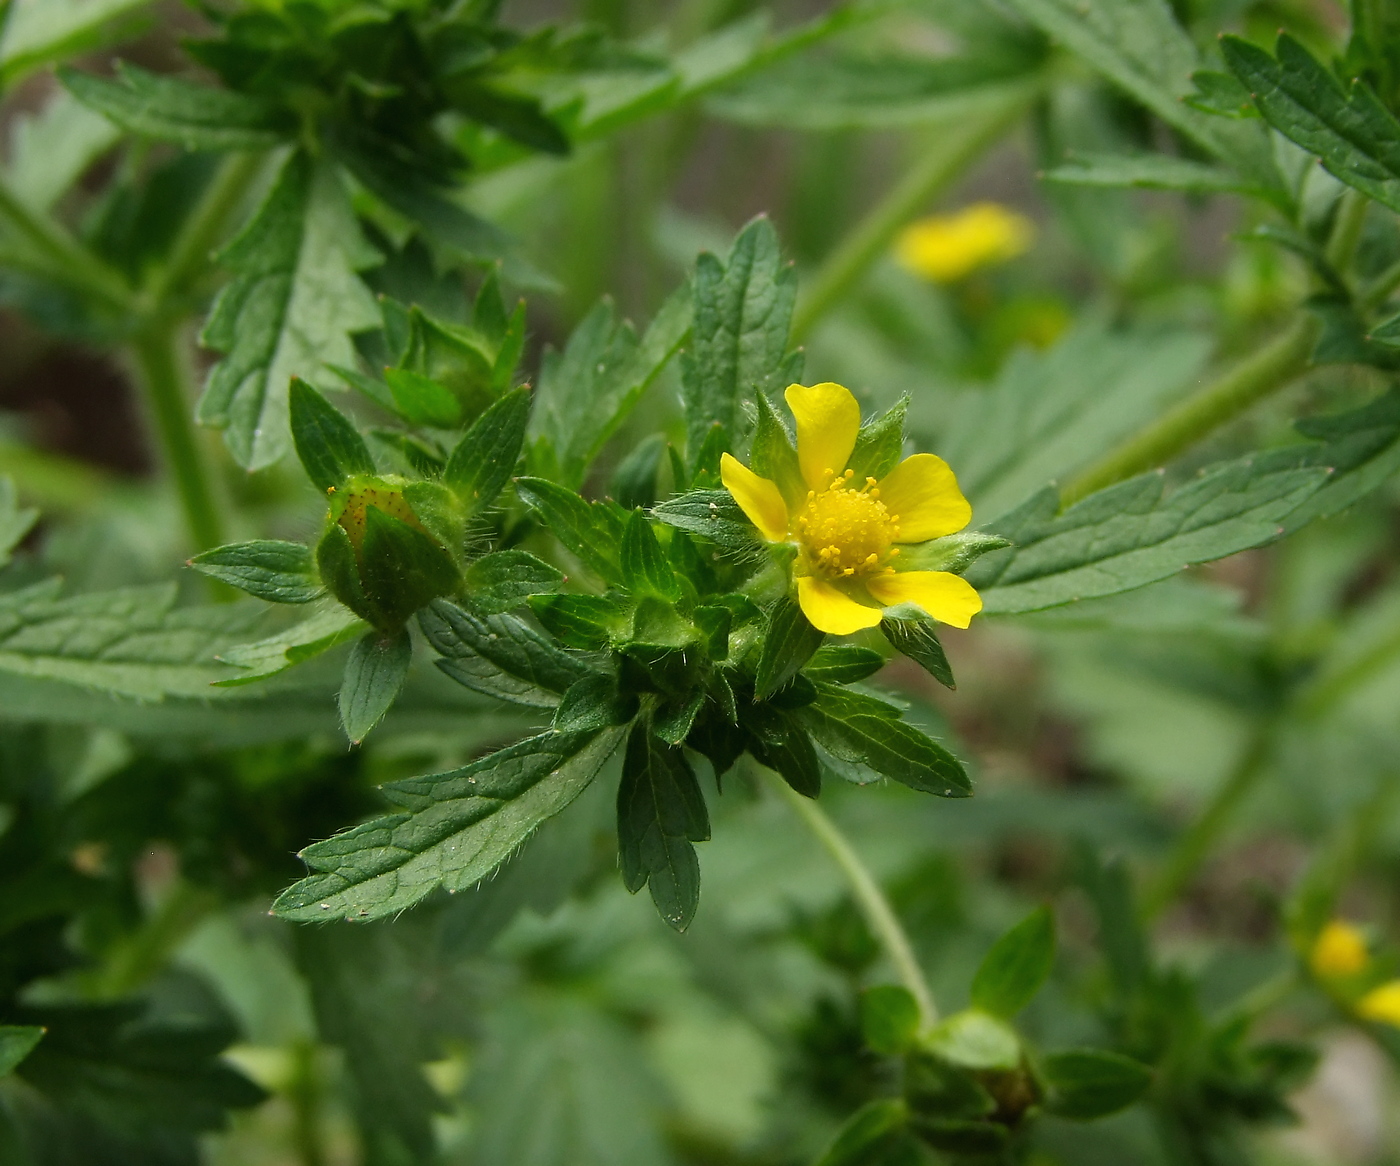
left=795, top=470, right=899, bottom=581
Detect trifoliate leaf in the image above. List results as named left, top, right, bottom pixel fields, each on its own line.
left=274, top=728, right=624, bottom=921
left=198, top=151, right=381, bottom=470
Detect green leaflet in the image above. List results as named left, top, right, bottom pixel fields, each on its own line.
left=198, top=151, right=381, bottom=470
left=969, top=906, right=1056, bottom=1018
left=616, top=722, right=710, bottom=932
left=813, top=1099, right=909, bottom=1166
left=0, top=0, right=149, bottom=85
left=444, top=386, right=531, bottom=513
left=462, top=550, right=563, bottom=615
left=681, top=216, right=797, bottom=460
left=0, top=477, right=38, bottom=568
left=514, top=477, right=625, bottom=584
left=755, top=598, right=823, bottom=699
left=0, top=1026, right=43, bottom=1076
left=651, top=489, right=765, bottom=554
left=532, top=285, right=691, bottom=487
left=215, top=602, right=364, bottom=685
left=190, top=539, right=322, bottom=604
left=60, top=61, right=289, bottom=151
left=1002, top=0, right=1282, bottom=195
left=0, top=580, right=272, bottom=700
left=418, top=598, right=588, bottom=704
left=1222, top=34, right=1400, bottom=214
left=273, top=727, right=624, bottom=922
left=880, top=613, right=954, bottom=689
left=620, top=509, right=679, bottom=600
left=338, top=627, right=412, bottom=744
left=799, top=682, right=971, bottom=798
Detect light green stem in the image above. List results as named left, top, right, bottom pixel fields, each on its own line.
left=1142, top=731, right=1272, bottom=920
left=131, top=324, right=225, bottom=554
left=1324, top=189, right=1368, bottom=276
left=764, top=770, right=938, bottom=1028
left=1060, top=314, right=1320, bottom=508
left=0, top=176, right=131, bottom=311
left=289, top=1041, right=327, bottom=1166
left=789, top=85, right=1037, bottom=344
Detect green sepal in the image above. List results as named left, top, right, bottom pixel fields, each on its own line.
left=617, top=721, right=710, bottom=932
left=403, top=480, right=463, bottom=550
left=629, top=596, right=698, bottom=651
left=860, top=985, right=920, bottom=1055
left=463, top=550, right=563, bottom=614
left=515, top=476, right=624, bottom=584
left=338, top=626, right=412, bottom=744
left=358, top=506, right=461, bottom=629
left=444, top=386, right=531, bottom=513
left=804, top=644, right=884, bottom=684
left=384, top=367, right=463, bottom=428
left=848, top=395, right=908, bottom=482
left=755, top=597, right=823, bottom=699
left=290, top=378, right=375, bottom=494
left=316, top=523, right=375, bottom=625
left=529, top=592, right=630, bottom=649
left=897, top=531, right=1011, bottom=574
left=747, top=703, right=821, bottom=798
left=190, top=540, right=322, bottom=603
left=1041, top=1049, right=1153, bottom=1120
left=924, top=1009, right=1020, bottom=1071
left=654, top=690, right=706, bottom=745
left=552, top=672, right=638, bottom=734
left=750, top=391, right=803, bottom=505
left=970, top=906, right=1056, bottom=1018
left=621, top=510, right=680, bottom=599
left=692, top=605, right=732, bottom=660
left=881, top=612, right=955, bottom=689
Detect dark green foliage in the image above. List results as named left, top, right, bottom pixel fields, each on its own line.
left=515, top=477, right=625, bottom=584
left=289, top=378, right=376, bottom=495
left=419, top=598, right=588, bottom=703
left=756, top=598, right=825, bottom=699
left=462, top=550, right=562, bottom=614
left=880, top=615, right=954, bottom=688
left=652, top=488, right=766, bottom=553
left=338, top=627, right=412, bottom=744
left=444, top=386, right=532, bottom=511
left=1042, top=1050, right=1153, bottom=1119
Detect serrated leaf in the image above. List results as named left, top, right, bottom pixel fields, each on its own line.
left=215, top=602, right=364, bottom=685
left=798, top=682, right=970, bottom=797
left=274, top=728, right=624, bottom=921
left=529, top=592, right=630, bottom=650
left=681, top=216, right=795, bottom=461
left=1222, top=33, right=1400, bottom=214
left=60, top=61, right=288, bottom=150
left=338, top=627, right=411, bottom=744
left=198, top=151, right=381, bottom=470
left=533, top=284, right=691, bottom=486
left=1042, top=1049, right=1153, bottom=1119
left=0, top=1026, right=43, bottom=1076
left=651, top=488, right=765, bottom=554
left=0, top=476, right=38, bottom=568
left=755, top=598, right=823, bottom=699
left=190, top=539, right=321, bottom=604
left=881, top=613, right=954, bottom=689
left=444, top=386, right=531, bottom=513
left=617, top=722, right=710, bottom=931
left=418, top=598, right=588, bottom=699
left=970, top=906, right=1055, bottom=1018
left=620, top=509, right=679, bottom=599
left=514, top=477, right=624, bottom=584
left=462, top=550, right=563, bottom=615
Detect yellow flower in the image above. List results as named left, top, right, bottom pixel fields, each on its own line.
left=720, top=382, right=982, bottom=636
left=1310, top=919, right=1370, bottom=979
left=895, top=202, right=1034, bottom=283
left=1357, top=980, right=1400, bottom=1027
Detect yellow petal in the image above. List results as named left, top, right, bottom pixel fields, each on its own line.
left=721, top=453, right=789, bottom=542
left=1357, top=980, right=1400, bottom=1028
left=797, top=576, right=883, bottom=635
left=879, top=454, right=972, bottom=542
left=785, top=382, right=861, bottom=491
left=1310, top=920, right=1370, bottom=979
left=867, top=571, right=982, bottom=629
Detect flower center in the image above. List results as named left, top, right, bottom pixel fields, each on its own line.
left=795, top=469, right=900, bottom=580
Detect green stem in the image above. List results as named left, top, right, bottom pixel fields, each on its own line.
left=764, top=770, right=938, bottom=1028
left=1141, top=731, right=1273, bottom=920
left=1060, top=314, right=1320, bottom=508
left=144, top=151, right=265, bottom=309
left=1324, top=189, right=1368, bottom=277
left=0, top=176, right=131, bottom=312
left=288, top=1041, right=327, bottom=1166
left=789, top=84, right=1037, bottom=344
left=131, top=324, right=226, bottom=554
left=96, top=882, right=217, bottom=997
left=1360, top=256, right=1400, bottom=311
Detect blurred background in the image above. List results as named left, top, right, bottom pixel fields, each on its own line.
left=4, top=1, right=1400, bottom=1164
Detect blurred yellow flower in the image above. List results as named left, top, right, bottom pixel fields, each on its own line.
left=895, top=202, right=1035, bottom=283
left=1357, top=980, right=1400, bottom=1027
left=720, top=382, right=981, bottom=636
left=1310, top=919, right=1370, bottom=979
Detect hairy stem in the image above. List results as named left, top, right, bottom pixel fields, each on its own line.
left=0, top=176, right=131, bottom=312
left=1060, top=314, right=1320, bottom=508
left=1142, top=731, right=1273, bottom=920
left=789, top=84, right=1037, bottom=344
left=131, top=324, right=226, bottom=554
left=764, top=770, right=937, bottom=1027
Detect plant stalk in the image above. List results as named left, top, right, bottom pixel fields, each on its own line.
left=789, top=84, right=1037, bottom=344
left=1142, top=730, right=1273, bottom=920
left=0, top=176, right=131, bottom=312
left=288, top=1041, right=328, bottom=1166
left=1060, top=313, right=1320, bottom=508
left=131, top=324, right=226, bottom=554
left=764, top=770, right=938, bottom=1028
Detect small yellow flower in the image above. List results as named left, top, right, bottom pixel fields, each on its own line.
left=1357, top=980, right=1400, bottom=1027
left=720, top=382, right=982, bottom=636
left=1310, top=919, right=1370, bottom=979
left=895, top=203, right=1034, bottom=283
